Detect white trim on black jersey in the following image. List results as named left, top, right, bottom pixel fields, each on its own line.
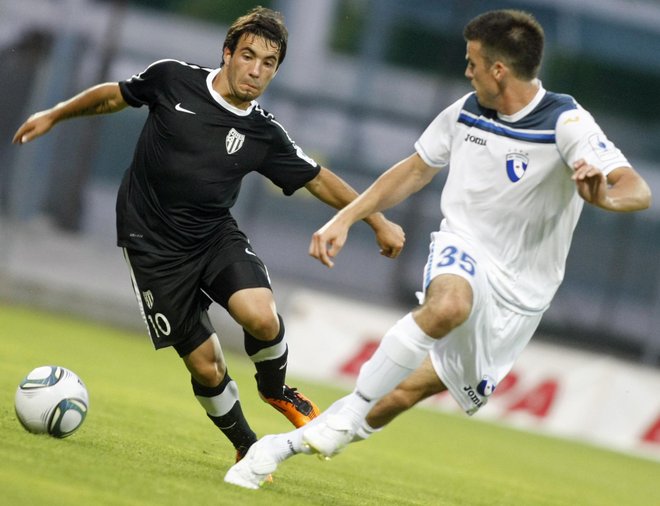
left=128, top=58, right=212, bottom=81
left=257, top=104, right=318, bottom=167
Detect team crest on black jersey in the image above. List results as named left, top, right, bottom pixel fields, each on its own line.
left=226, top=128, right=245, bottom=155
left=505, top=151, right=529, bottom=182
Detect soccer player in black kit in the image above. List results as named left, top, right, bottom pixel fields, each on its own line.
left=13, top=7, right=405, bottom=462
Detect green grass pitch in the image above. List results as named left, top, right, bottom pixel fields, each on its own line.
left=1, top=303, right=659, bottom=505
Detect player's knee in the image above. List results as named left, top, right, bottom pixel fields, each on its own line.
left=421, top=297, right=471, bottom=335
left=192, top=360, right=226, bottom=387
left=193, top=371, right=219, bottom=388
left=243, top=311, right=280, bottom=341
left=214, top=360, right=227, bottom=380
left=445, top=299, right=471, bottom=326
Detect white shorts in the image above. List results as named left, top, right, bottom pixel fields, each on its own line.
left=421, top=230, right=543, bottom=415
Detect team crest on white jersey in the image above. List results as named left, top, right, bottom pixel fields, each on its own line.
left=506, top=152, right=529, bottom=183
left=477, top=375, right=497, bottom=397
left=225, top=128, right=245, bottom=155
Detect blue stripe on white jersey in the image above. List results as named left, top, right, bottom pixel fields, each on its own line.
left=458, top=112, right=555, bottom=143
left=458, top=92, right=578, bottom=144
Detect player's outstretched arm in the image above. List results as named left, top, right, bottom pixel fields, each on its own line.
left=309, top=153, right=440, bottom=268
left=12, top=83, right=127, bottom=145
left=304, top=167, right=405, bottom=261
left=572, top=159, right=652, bottom=212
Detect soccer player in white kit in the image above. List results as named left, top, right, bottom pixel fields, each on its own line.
left=224, top=9, right=652, bottom=489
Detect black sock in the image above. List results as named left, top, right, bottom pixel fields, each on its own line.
left=244, top=314, right=288, bottom=397
left=191, top=373, right=256, bottom=455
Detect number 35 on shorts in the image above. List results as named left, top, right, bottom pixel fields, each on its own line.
left=437, top=246, right=477, bottom=276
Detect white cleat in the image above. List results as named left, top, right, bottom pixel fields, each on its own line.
left=224, top=437, right=278, bottom=490
left=301, top=414, right=355, bottom=459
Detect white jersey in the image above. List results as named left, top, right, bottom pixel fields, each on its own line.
left=415, top=84, right=629, bottom=313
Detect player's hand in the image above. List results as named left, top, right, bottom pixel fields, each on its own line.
left=12, top=110, right=55, bottom=145
left=309, top=217, right=350, bottom=268
left=373, top=217, right=405, bottom=259
left=572, top=159, right=606, bottom=205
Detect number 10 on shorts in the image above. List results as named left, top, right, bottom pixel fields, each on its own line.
left=147, top=312, right=172, bottom=338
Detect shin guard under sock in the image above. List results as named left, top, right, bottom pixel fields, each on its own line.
left=192, top=373, right=256, bottom=455
left=244, top=314, right=288, bottom=397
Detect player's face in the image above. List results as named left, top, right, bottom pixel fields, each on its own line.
left=221, top=34, right=280, bottom=108
left=464, top=41, right=500, bottom=109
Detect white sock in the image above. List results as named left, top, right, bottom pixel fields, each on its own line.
left=354, top=419, right=381, bottom=442
left=340, top=313, right=435, bottom=427
left=266, top=397, right=351, bottom=460
left=262, top=432, right=302, bottom=463
left=263, top=316, right=434, bottom=462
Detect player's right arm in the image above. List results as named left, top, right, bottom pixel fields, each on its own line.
left=309, top=153, right=440, bottom=268
left=12, top=82, right=127, bottom=145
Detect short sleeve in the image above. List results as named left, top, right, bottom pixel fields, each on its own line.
left=555, top=106, right=630, bottom=177
left=118, top=59, right=173, bottom=108
left=414, top=95, right=467, bottom=168
left=259, top=120, right=320, bottom=195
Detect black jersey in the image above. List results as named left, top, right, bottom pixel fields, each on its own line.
left=116, top=59, right=320, bottom=254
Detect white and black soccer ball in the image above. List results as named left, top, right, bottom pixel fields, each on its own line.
left=15, top=366, right=89, bottom=438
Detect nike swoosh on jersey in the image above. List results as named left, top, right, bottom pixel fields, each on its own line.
left=245, top=248, right=257, bottom=257
left=174, top=103, right=196, bottom=115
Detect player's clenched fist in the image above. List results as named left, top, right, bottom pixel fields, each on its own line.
left=572, top=158, right=606, bottom=205
left=373, top=217, right=405, bottom=260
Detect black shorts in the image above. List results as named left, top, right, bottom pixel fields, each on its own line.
left=122, top=226, right=271, bottom=357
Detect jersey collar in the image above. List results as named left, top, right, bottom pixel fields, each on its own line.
left=206, top=68, right=256, bottom=116
left=497, top=80, right=546, bottom=123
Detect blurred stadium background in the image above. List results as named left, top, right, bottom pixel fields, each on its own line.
left=1, top=0, right=660, bottom=457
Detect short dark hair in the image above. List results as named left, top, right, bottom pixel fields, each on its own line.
left=221, top=6, right=288, bottom=68
left=463, top=10, right=544, bottom=80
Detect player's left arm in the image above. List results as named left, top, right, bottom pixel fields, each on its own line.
left=12, top=83, right=127, bottom=145
left=304, top=167, right=405, bottom=259
left=572, top=160, right=652, bottom=212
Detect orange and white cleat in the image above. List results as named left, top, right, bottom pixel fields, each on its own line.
left=259, top=385, right=320, bottom=428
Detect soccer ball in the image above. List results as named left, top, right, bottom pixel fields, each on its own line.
left=15, top=365, right=89, bottom=438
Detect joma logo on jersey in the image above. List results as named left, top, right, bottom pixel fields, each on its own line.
left=464, top=133, right=487, bottom=146
left=225, top=128, right=245, bottom=155
left=463, top=384, right=485, bottom=408
left=506, top=152, right=529, bottom=182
